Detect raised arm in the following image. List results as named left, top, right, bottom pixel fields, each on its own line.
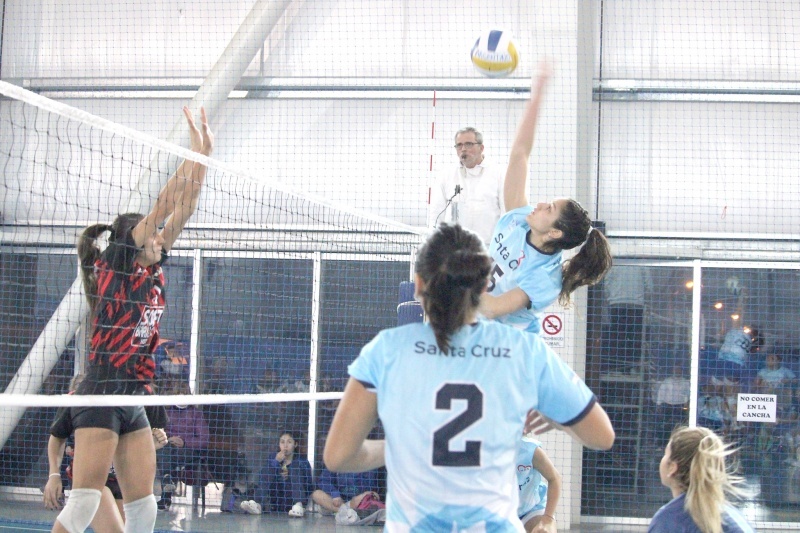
left=133, top=106, right=214, bottom=252
left=504, top=65, right=551, bottom=211
left=324, top=378, right=385, bottom=473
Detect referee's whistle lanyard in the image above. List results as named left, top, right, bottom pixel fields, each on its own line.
left=450, top=165, right=482, bottom=223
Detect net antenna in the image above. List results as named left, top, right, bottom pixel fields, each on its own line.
left=0, top=0, right=297, bottom=448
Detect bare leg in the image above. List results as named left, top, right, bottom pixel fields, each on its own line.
left=113, top=427, right=157, bottom=502
left=52, top=428, right=118, bottom=533
left=311, top=490, right=342, bottom=513
left=88, top=487, right=124, bottom=533
left=115, top=498, right=125, bottom=523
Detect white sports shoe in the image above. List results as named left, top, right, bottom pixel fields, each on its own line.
left=240, top=500, right=262, bottom=515
left=335, top=503, right=358, bottom=525
left=289, top=501, right=305, bottom=517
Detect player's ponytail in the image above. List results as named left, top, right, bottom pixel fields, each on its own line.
left=77, top=223, right=113, bottom=309
left=417, top=224, right=491, bottom=352
left=548, top=199, right=612, bottom=306
left=667, top=426, right=745, bottom=533
left=77, top=213, right=144, bottom=309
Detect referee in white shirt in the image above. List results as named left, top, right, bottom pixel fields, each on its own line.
left=428, top=127, right=505, bottom=244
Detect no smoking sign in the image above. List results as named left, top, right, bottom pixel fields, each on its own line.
left=540, top=312, right=565, bottom=348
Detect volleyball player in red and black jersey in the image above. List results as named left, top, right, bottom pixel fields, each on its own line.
left=79, top=229, right=166, bottom=395
left=52, top=107, right=213, bottom=533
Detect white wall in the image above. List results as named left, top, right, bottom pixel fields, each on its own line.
left=3, top=1, right=798, bottom=236
left=599, top=0, right=800, bottom=80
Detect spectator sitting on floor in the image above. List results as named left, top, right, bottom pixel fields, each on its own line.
left=311, top=466, right=381, bottom=515
left=243, top=430, right=312, bottom=517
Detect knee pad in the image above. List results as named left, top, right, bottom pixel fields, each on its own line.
left=123, top=494, right=157, bottom=533
left=56, top=488, right=102, bottom=533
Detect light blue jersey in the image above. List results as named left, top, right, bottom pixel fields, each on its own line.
left=487, top=207, right=563, bottom=333
left=718, top=329, right=752, bottom=366
left=516, top=438, right=548, bottom=518
left=349, top=319, right=596, bottom=532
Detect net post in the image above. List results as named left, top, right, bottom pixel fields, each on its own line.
left=189, top=249, right=204, bottom=393
left=307, top=252, right=322, bottom=471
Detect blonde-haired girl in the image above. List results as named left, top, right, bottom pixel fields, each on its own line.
left=650, top=426, right=753, bottom=533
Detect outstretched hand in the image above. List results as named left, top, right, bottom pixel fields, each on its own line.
left=184, top=106, right=203, bottom=152
left=199, top=107, right=214, bottom=155
left=183, top=106, right=214, bottom=156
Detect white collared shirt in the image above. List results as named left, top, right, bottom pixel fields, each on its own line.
left=428, top=159, right=505, bottom=244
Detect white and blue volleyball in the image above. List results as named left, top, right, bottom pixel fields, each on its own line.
left=470, top=29, right=519, bottom=78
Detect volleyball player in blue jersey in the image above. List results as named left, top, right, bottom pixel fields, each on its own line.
left=480, top=67, right=613, bottom=333
left=515, top=437, right=560, bottom=533
left=324, top=223, right=614, bottom=532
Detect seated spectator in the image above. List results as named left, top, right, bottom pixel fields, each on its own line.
left=155, top=340, right=187, bottom=381
left=256, top=368, right=282, bottom=393
left=201, top=368, right=247, bottom=490
left=311, top=466, right=381, bottom=514
left=755, top=351, right=796, bottom=418
left=157, top=381, right=210, bottom=510
left=246, top=431, right=312, bottom=517
left=277, top=370, right=311, bottom=393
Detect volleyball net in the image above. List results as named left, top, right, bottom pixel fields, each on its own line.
left=0, top=81, right=423, bottom=508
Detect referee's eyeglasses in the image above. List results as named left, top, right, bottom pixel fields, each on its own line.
left=454, top=142, right=481, bottom=149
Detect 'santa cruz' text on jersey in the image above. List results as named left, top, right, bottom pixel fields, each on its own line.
left=414, top=341, right=512, bottom=359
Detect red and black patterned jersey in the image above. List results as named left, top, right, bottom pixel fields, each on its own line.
left=79, top=233, right=167, bottom=395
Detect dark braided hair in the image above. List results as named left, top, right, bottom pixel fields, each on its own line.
left=416, top=224, right=491, bottom=352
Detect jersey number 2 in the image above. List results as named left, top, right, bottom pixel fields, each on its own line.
left=432, top=383, right=483, bottom=467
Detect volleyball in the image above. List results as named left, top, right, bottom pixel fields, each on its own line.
left=470, top=29, right=519, bottom=78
